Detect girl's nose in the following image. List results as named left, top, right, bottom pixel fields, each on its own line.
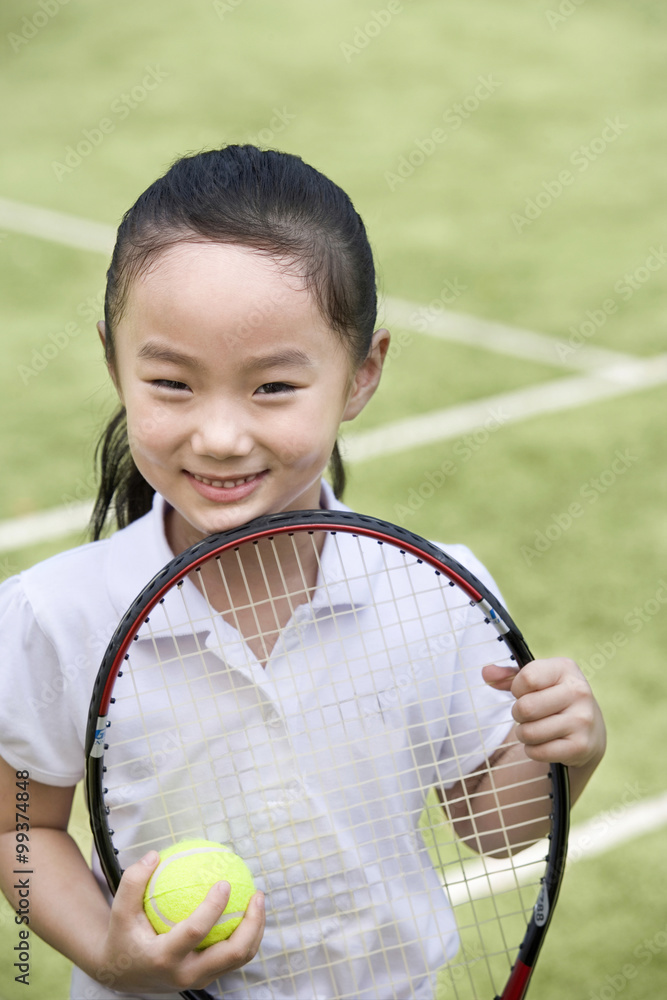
left=190, top=401, right=254, bottom=460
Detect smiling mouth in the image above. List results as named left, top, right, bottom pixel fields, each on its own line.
left=191, top=472, right=262, bottom=489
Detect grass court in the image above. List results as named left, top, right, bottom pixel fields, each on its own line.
left=0, top=1, right=666, bottom=996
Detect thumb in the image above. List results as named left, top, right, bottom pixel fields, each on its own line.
left=112, top=850, right=160, bottom=916
left=482, top=663, right=519, bottom=692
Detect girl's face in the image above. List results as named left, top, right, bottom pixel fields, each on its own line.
left=105, top=242, right=388, bottom=554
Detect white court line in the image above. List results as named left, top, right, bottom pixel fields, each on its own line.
left=1, top=199, right=665, bottom=877
left=0, top=195, right=662, bottom=549
left=383, top=295, right=637, bottom=371
left=445, top=789, right=667, bottom=905
left=0, top=500, right=93, bottom=554
left=2, top=354, right=665, bottom=552
left=0, top=209, right=664, bottom=881
left=343, top=353, right=667, bottom=463
left=0, top=195, right=635, bottom=370
left=0, top=196, right=114, bottom=255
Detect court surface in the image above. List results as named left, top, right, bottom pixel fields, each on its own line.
left=0, top=2, right=665, bottom=997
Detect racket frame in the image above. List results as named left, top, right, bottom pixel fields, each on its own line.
left=85, top=509, right=570, bottom=1000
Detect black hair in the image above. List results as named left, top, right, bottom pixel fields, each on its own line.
left=91, top=145, right=378, bottom=540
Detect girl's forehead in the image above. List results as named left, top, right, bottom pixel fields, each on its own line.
left=124, top=241, right=319, bottom=327
left=118, top=241, right=350, bottom=362
left=137, top=241, right=307, bottom=296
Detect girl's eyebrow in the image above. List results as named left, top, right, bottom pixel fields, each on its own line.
left=244, top=348, right=314, bottom=371
left=137, top=342, right=203, bottom=370
left=137, top=342, right=314, bottom=372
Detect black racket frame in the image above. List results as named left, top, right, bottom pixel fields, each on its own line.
left=85, top=509, right=570, bottom=1000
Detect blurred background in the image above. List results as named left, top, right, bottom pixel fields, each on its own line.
left=1, top=1, right=666, bottom=996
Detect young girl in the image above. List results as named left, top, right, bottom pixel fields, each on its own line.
left=0, top=145, right=605, bottom=999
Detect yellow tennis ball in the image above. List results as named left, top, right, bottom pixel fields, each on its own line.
left=143, top=839, right=255, bottom=949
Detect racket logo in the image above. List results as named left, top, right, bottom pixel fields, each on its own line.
left=476, top=598, right=510, bottom=635
left=90, top=717, right=107, bottom=758
left=533, top=883, right=549, bottom=927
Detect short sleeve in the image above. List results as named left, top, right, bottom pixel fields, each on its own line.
left=0, top=575, right=85, bottom=786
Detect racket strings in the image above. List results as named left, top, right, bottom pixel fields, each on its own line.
left=99, top=527, right=554, bottom=999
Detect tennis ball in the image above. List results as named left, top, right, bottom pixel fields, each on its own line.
left=143, top=838, right=255, bottom=949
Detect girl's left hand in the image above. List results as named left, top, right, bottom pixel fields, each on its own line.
left=483, top=658, right=606, bottom=770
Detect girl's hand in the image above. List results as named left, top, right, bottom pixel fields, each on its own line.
left=483, top=657, right=606, bottom=770
left=95, top=851, right=265, bottom=995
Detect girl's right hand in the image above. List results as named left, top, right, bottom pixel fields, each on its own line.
left=94, top=851, right=265, bottom=995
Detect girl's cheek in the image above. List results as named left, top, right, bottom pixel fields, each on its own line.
left=282, top=436, right=331, bottom=469
left=125, top=395, right=183, bottom=445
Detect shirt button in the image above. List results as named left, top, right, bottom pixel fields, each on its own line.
left=263, top=706, right=281, bottom=727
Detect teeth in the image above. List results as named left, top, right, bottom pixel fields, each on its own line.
left=193, top=473, right=258, bottom=488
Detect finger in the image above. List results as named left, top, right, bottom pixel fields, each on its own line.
left=482, top=663, right=519, bottom=691
left=512, top=683, right=573, bottom=725
left=520, top=735, right=580, bottom=765
left=209, top=892, right=266, bottom=972
left=515, top=712, right=571, bottom=748
left=182, top=891, right=266, bottom=986
left=112, top=850, right=160, bottom=917
left=163, top=880, right=233, bottom=959
left=510, top=657, right=579, bottom=699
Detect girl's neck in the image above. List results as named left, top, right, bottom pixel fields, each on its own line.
left=171, top=516, right=325, bottom=666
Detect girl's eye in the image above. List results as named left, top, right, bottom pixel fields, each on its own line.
left=152, top=379, right=190, bottom=392
left=255, top=382, right=296, bottom=395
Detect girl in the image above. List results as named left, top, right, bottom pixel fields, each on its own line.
left=0, top=146, right=605, bottom=999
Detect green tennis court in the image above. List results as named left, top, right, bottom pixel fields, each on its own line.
left=1, top=1, right=666, bottom=997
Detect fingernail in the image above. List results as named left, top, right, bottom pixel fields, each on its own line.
left=216, top=880, right=231, bottom=897
left=254, top=891, right=265, bottom=912
left=142, top=850, right=159, bottom=866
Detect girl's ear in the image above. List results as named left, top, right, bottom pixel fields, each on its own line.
left=342, top=328, right=391, bottom=422
left=98, top=320, right=121, bottom=396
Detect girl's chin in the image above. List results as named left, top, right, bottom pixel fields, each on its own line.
left=165, top=508, right=226, bottom=555
left=169, top=510, right=244, bottom=548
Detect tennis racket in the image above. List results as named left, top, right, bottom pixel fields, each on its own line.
left=85, top=509, right=569, bottom=1000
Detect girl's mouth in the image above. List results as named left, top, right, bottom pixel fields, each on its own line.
left=186, top=470, right=267, bottom=502
left=192, top=472, right=260, bottom=488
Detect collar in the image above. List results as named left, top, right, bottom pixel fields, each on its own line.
left=106, top=481, right=376, bottom=637
left=312, top=480, right=378, bottom=609
left=319, top=477, right=348, bottom=513
left=106, top=492, right=178, bottom=622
